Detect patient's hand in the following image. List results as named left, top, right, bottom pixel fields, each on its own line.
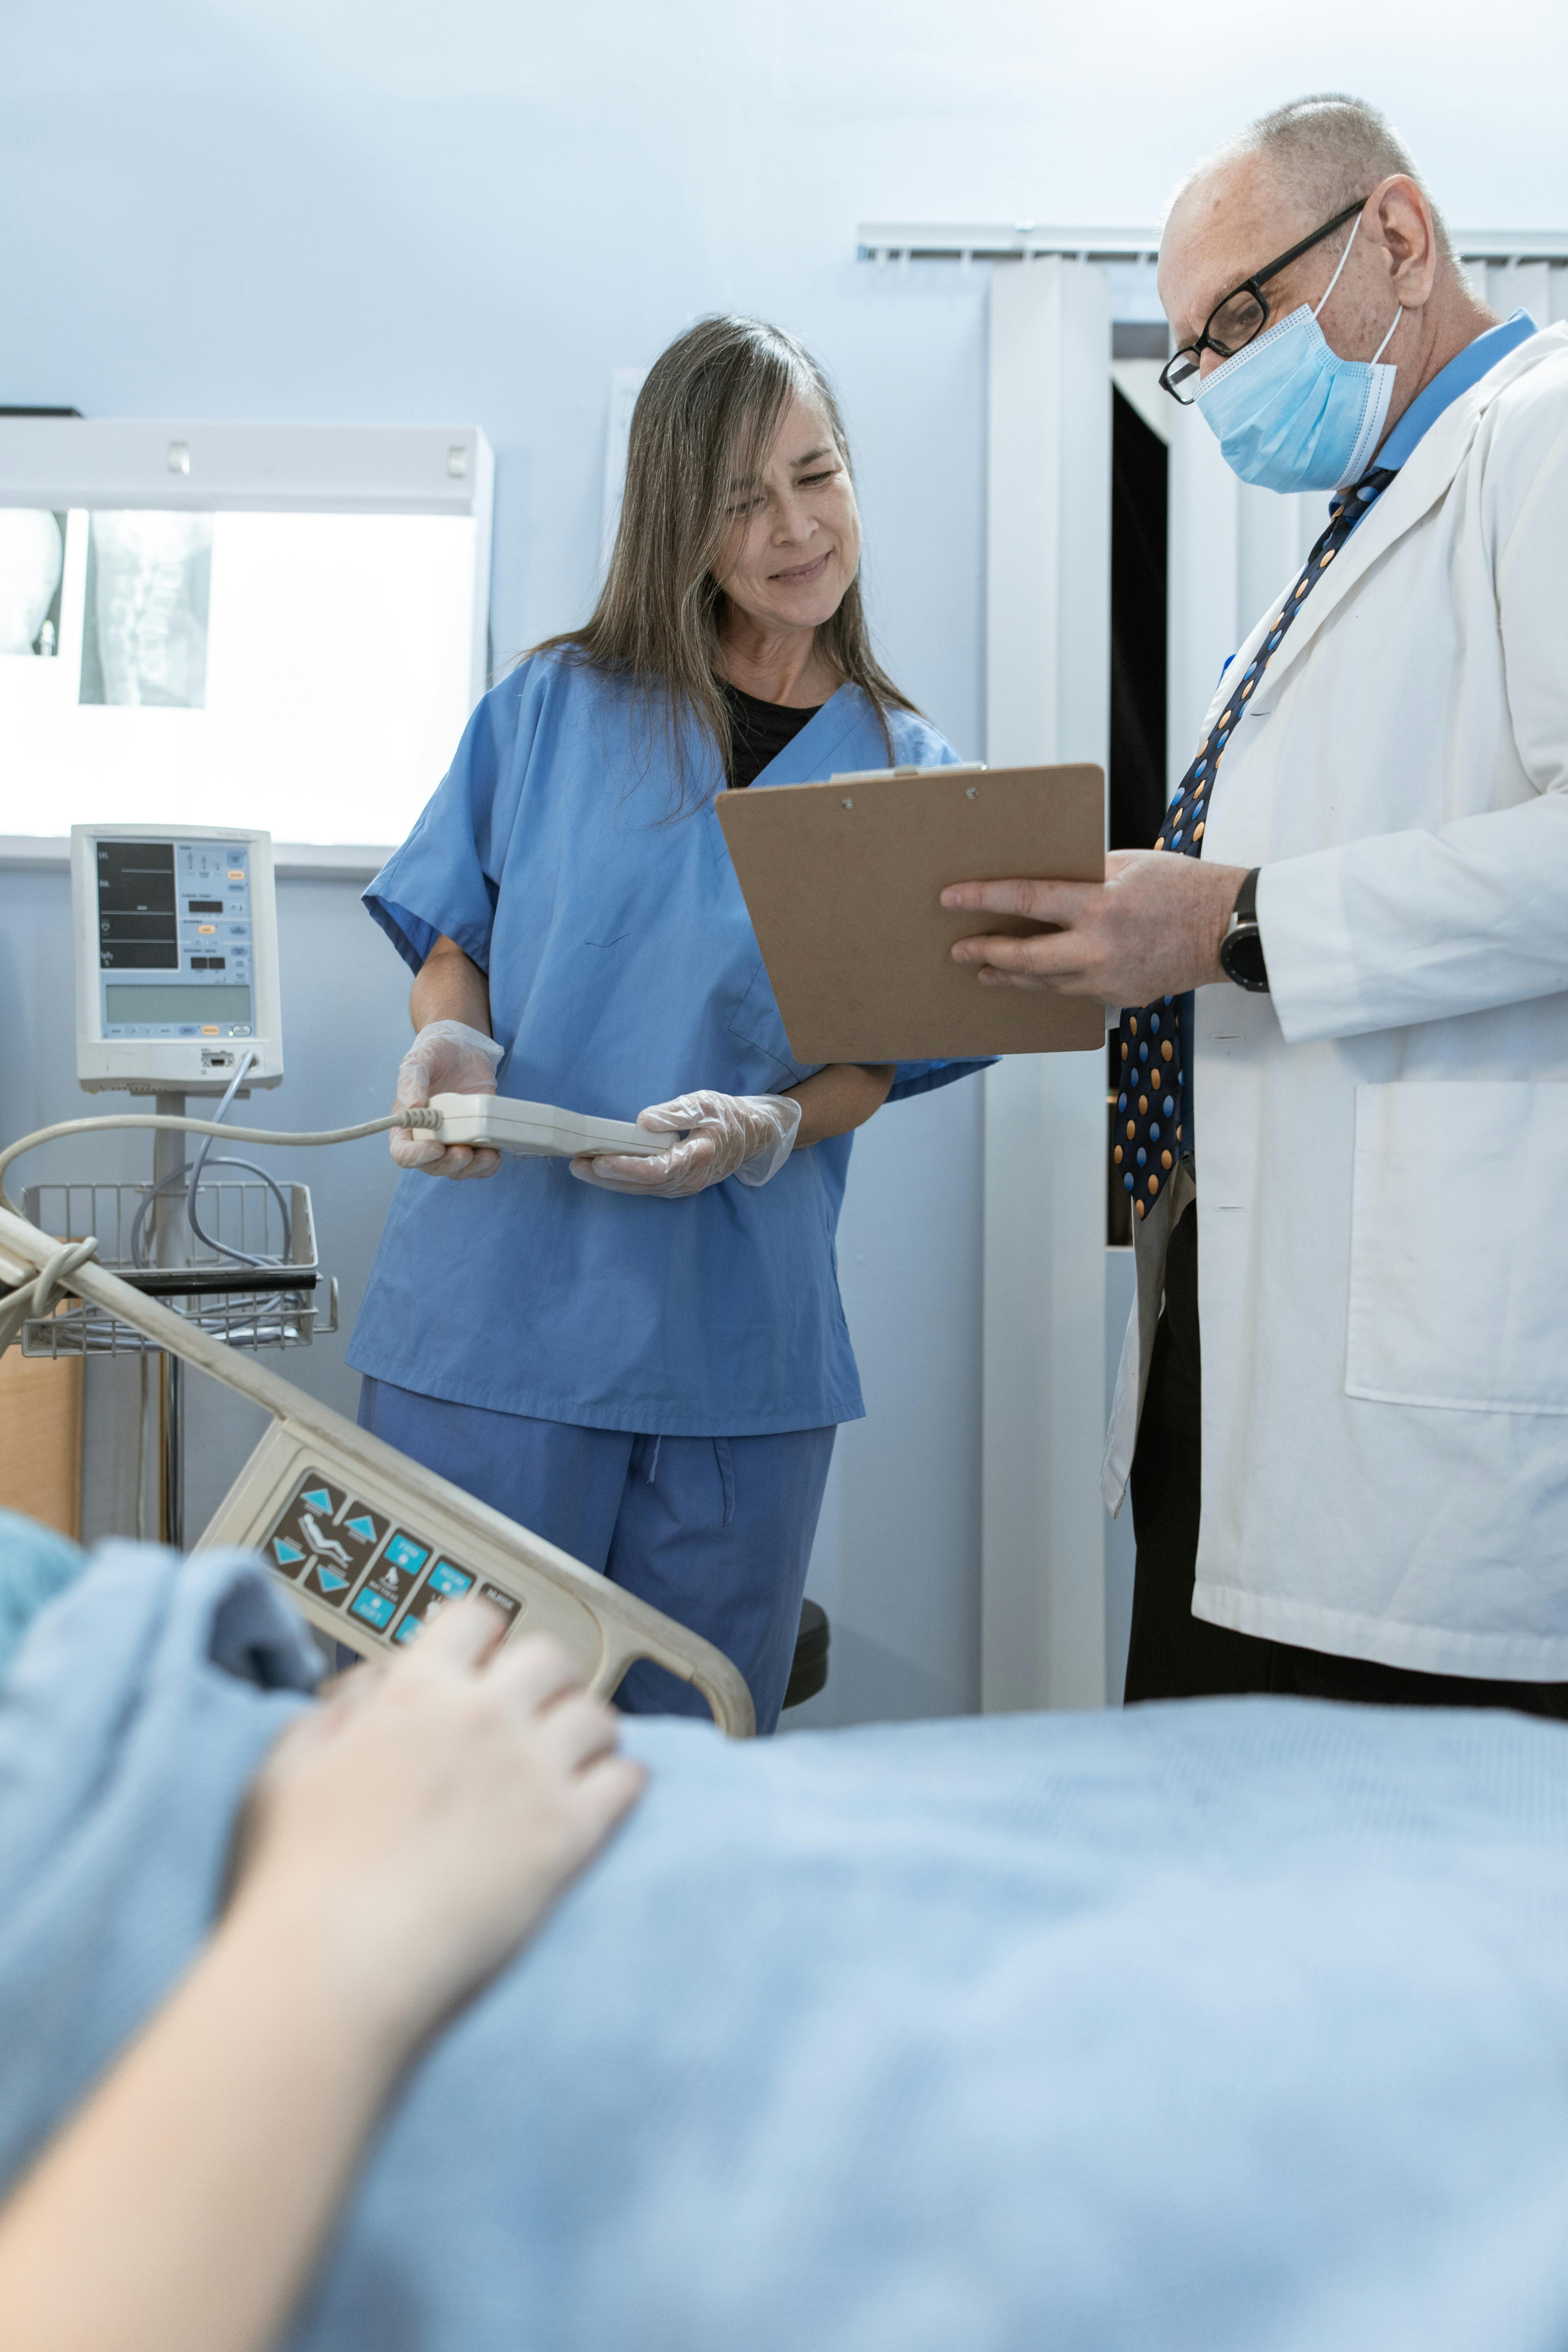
left=0, top=1601, right=643, bottom=2352
left=230, top=1603, right=645, bottom=2040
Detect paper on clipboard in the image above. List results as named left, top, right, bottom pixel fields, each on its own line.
left=715, top=761, right=1106, bottom=1061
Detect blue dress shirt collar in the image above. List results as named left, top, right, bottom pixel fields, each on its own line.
left=1377, top=308, right=1540, bottom=472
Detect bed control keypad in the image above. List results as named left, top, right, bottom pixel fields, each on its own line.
left=262, top=1470, right=525, bottom=1648
left=349, top=1536, right=429, bottom=1633
left=475, top=1581, right=521, bottom=1626
left=267, top=1477, right=350, bottom=1579
left=393, top=1559, right=474, bottom=1642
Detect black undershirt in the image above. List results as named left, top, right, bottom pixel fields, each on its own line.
left=721, top=681, right=824, bottom=789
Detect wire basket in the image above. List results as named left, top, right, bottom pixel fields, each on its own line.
left=19, top=1177, right=337, bottom=1357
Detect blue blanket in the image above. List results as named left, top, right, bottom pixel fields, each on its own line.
left=4, top=1540, right=1568, bottom=2352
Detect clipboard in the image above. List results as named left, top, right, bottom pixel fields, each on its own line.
left=715, top=761, right=1106, bottom=1061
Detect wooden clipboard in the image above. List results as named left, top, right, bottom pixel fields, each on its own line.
left=715, top=761, right=1106, bottom=1061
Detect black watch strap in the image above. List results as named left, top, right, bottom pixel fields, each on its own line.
left=1219, top=867, right=1269, bottom=993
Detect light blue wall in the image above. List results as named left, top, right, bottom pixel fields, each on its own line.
left=5, top=5, right=1555, bottom=751
left=3, top=1, right=1561, bottom=1722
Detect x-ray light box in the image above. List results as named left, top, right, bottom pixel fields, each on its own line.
left=0, top=421, right=493, bottom=849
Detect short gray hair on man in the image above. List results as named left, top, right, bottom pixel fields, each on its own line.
left=1182, top=93, right=1455, bottom=264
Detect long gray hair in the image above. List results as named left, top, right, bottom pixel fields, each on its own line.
left=536, top=314, right=917, bottom=801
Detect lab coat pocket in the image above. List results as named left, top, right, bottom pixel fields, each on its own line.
left=1345, top=1081, right=1568, bottom=1414
left=727, top=959, right=817, bottom=1089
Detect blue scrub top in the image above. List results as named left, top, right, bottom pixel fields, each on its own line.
left=348, top=651, right=989, bottom=1437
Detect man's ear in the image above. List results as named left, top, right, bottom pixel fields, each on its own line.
left=1369, top=175, right=1439, bottom=304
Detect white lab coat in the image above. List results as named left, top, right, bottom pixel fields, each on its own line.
left=1104, top=323, right=1568, bottom=1680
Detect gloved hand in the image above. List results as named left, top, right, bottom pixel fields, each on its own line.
left=569, top=1089, right=803, bottom=1198
left=390, top=1019, right=506, bottom=1180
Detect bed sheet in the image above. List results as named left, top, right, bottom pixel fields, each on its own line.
left=3, top=1542, right=1568, bottom=2352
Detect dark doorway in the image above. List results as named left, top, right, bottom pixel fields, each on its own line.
left=1108, top=384, right=1167, bottom=852
left=1107, top=382, right=1169, bottom=1245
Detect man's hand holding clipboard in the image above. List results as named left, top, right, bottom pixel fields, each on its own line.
left=943, top=850, right=1252, bottom=1009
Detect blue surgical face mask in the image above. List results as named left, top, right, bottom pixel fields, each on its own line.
left=1194, top=224, right=1402, bottom=493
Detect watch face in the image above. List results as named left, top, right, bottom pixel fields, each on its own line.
left=1222, top=923, right=1270, bottom=991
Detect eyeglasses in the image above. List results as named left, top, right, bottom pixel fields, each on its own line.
left=1159, top=198, right=1370, bottom=404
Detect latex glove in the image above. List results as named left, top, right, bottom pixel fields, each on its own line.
left=570, top=1089, right=803, bottom=1198
left=391, top=1019, right=505, bottom=1179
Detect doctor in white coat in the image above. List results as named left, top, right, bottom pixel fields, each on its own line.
left=944, top=92, right=1568, bottom=1714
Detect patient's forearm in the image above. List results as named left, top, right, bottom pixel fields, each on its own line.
left=0, top=1609, right=641, bottom=2352
left=0, top=1903, right=409, bottom=2352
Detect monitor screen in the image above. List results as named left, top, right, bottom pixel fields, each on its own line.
left=104, top=981, right=254, bottom=1029
left=94, top=832, right=259, bottom=1036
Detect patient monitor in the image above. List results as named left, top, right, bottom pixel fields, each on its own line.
left=71, top=821, right=283, bottom=1095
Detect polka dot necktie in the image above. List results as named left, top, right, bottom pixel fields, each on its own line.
left=1114, top=465, right=1396, bottom=1222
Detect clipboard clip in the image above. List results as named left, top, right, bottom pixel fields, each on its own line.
left=828, top=761, right=988, bottom=785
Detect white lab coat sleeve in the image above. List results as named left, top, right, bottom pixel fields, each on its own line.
left=1258, top=409, right=1568, bottom=1049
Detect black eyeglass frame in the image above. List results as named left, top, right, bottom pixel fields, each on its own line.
left=1158, top=197, right=1370, bottom=403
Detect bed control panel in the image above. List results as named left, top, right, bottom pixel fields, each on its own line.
left=262, top=1467, right=524, bottom=1649
left=193, top=1415, right=752, bottom=1729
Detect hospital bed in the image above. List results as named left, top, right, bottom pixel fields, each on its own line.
left=0, top=1191, right=753, bottom=1734
left=3, top=1525, right=1567, bottom=2352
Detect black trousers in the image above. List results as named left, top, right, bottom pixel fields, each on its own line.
left=1123, top=1205, right=1568, bottom=1720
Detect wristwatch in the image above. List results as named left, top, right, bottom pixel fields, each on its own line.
left=1219, top=867, right=1270, bottom=993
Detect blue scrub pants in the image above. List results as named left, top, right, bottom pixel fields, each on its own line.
left=358, top=1378, right=835, bottom=1735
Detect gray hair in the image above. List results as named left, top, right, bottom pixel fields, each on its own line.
left=1178, top=93, right=1455, bottom=264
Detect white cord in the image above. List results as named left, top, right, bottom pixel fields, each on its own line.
left=0, top=1235, right=103, bottom=1355
left=128, top=1156, right=294, bottom=1274
left=184, top=1047, right=289, bottom=1267
left=0, top=1109, right=439, bottom=1221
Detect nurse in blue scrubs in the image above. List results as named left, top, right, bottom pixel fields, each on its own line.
left=350, top=314, right=986, bottom=1732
